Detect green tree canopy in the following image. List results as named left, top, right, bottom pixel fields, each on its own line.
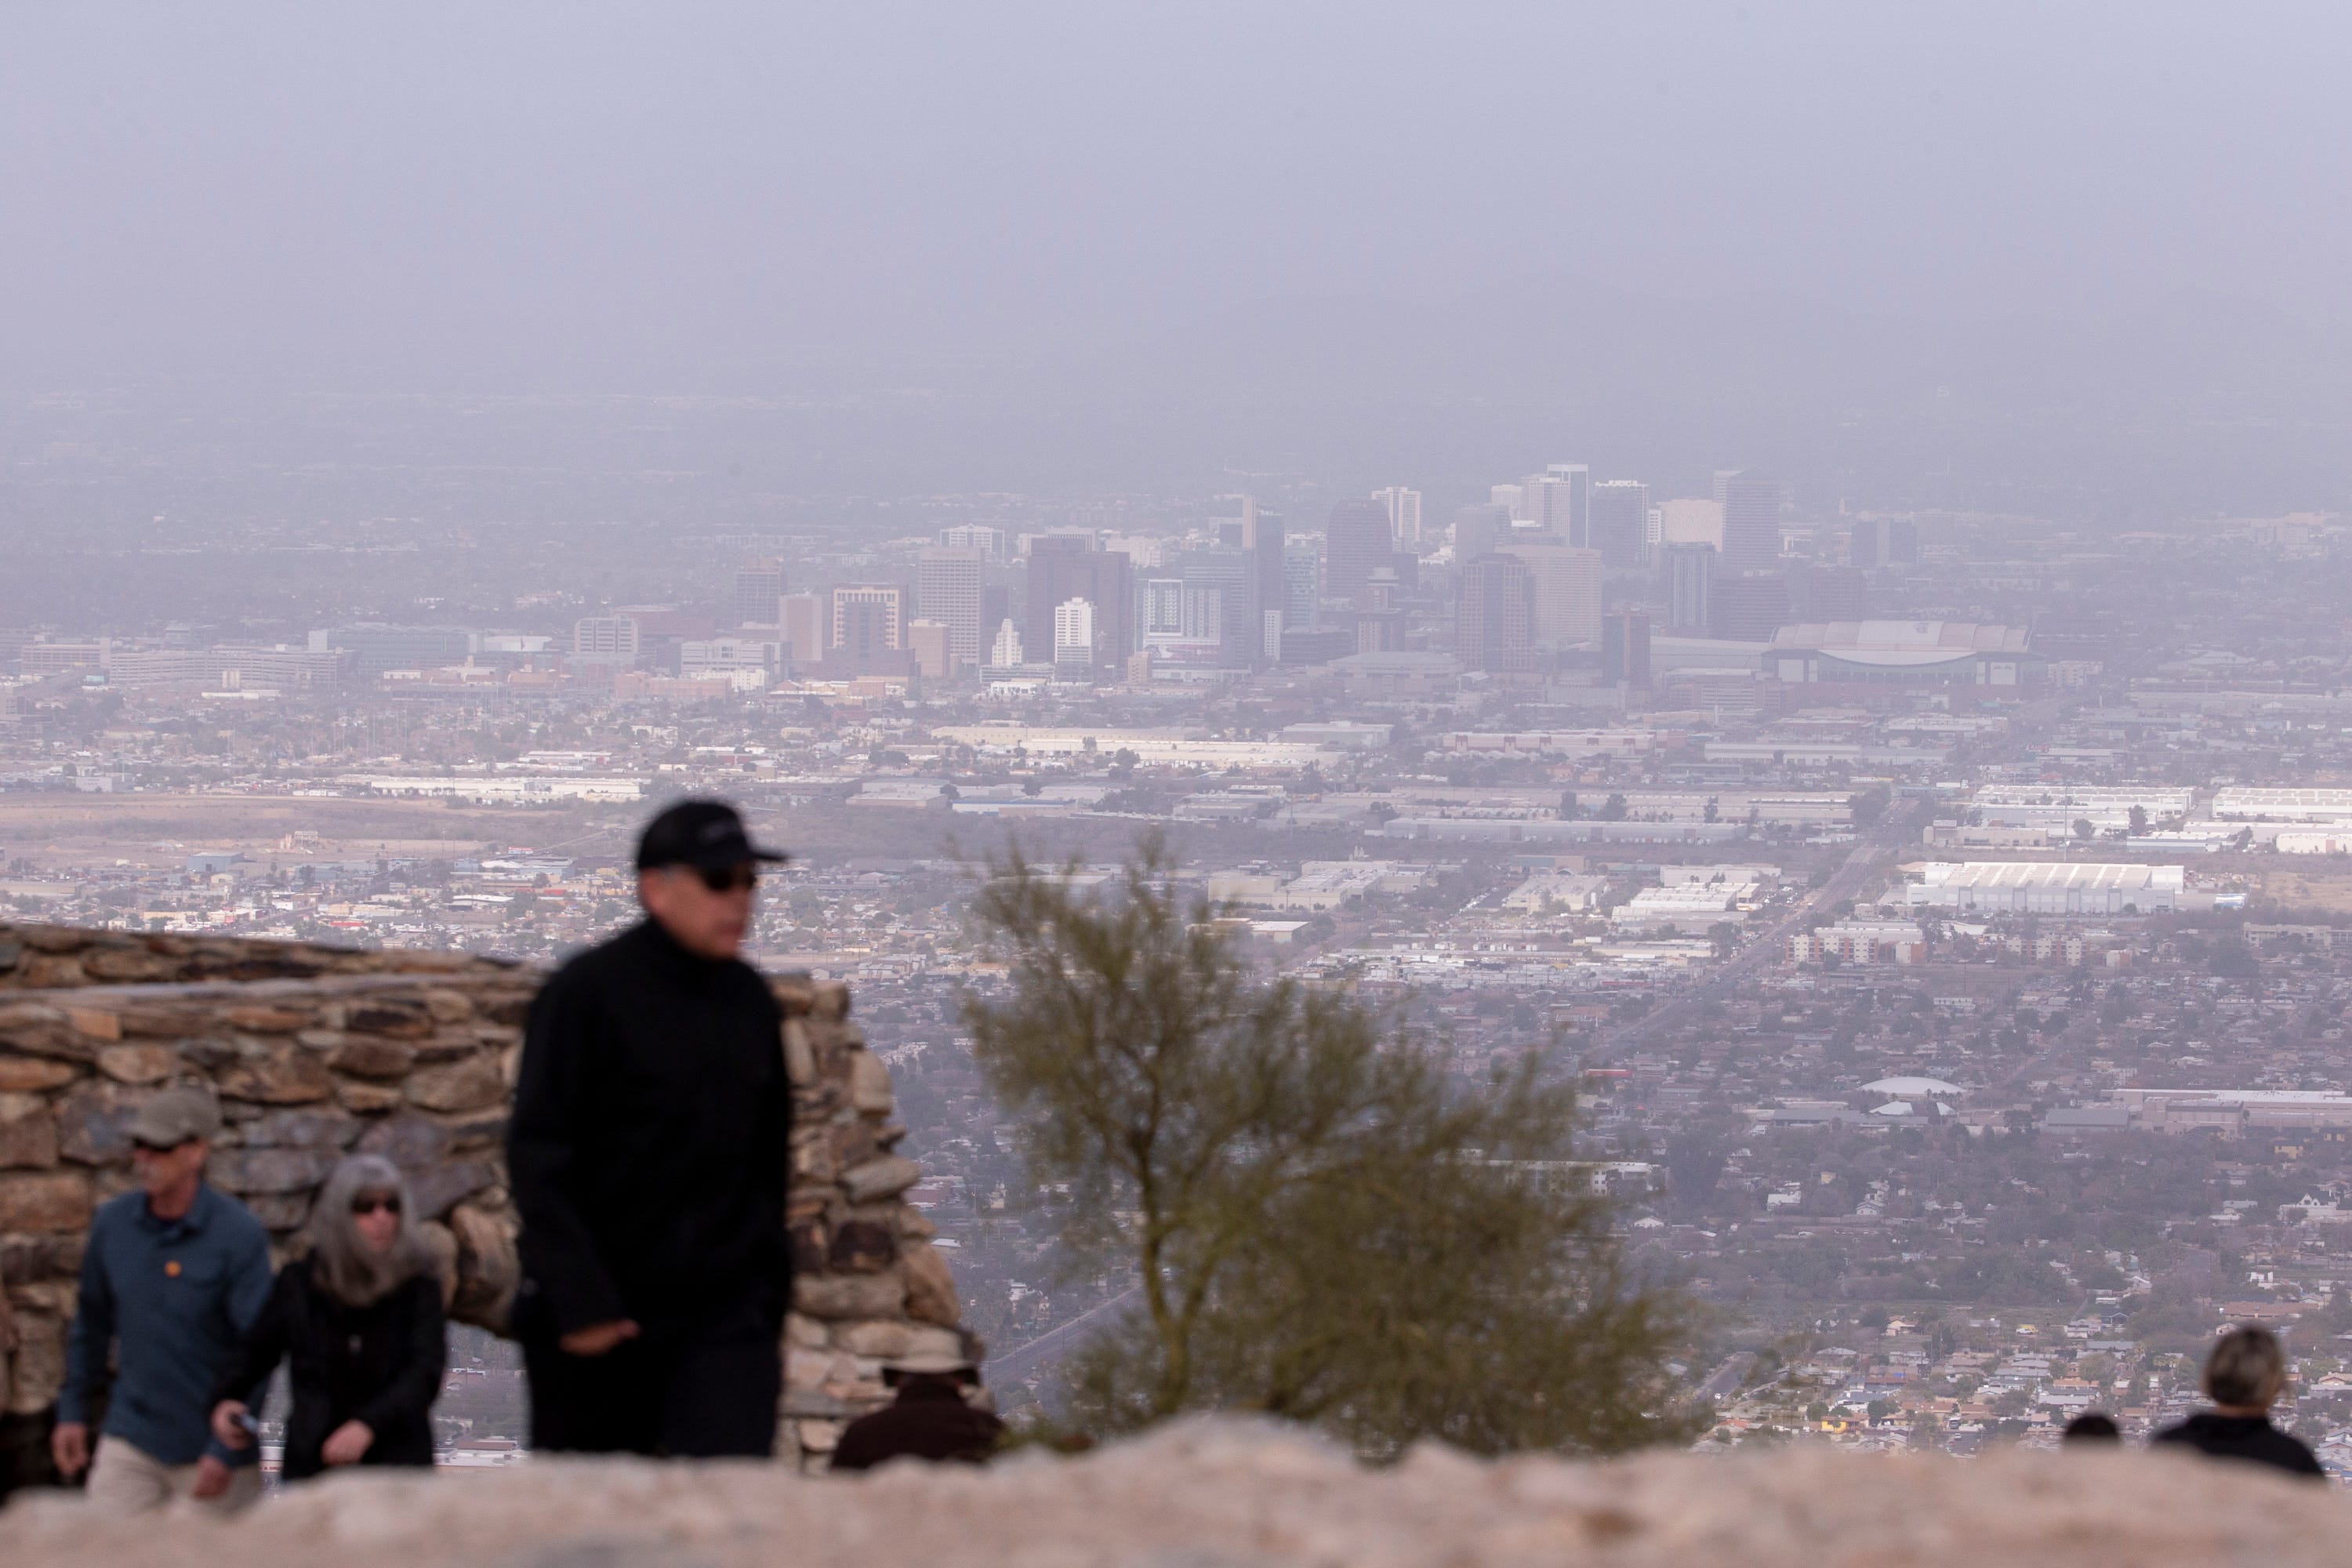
left=962, top=837, right=1700, bottom=1458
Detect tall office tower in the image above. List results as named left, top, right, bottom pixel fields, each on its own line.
left=1848, top=517, right=1920, bottom=568
left=916, top=547, right=986, bottom=670
left=1546, top=463, right=1591, bottom=545
left=829, top=585, right=904, bottom=658
left=1179, top=546, right=1259, bottom=669
left=1180, top=584, right=1225, bottom=641
left=1452, top=503, right=1510, bottom=562
left=1715, top=469, right=1783, bottom=572
left=988, top=619, right=1025, bottom=668
left=1457, top=554, right=1537, bottom=673
left=1324, top=497, right=1395, bottom=609
left=1354, top=568, right=1405, bottom=653
left=981, top=583, right=1010, bottom=636
left=1490, top=482, right=1524, bottom=514
left=1025, top=535, right=1133, bottom=673
left=1588, top=480, right=1651, bottom=568
left=1372, top=486, right=1424, bottom=549
left=938, top=524, right=1009, bottom=561
left=1509, top=544, right=1604, bottom=649
left=572, top=616, right=641, bottom=661
left=1282, top=543, right=1322, bottom=629
left=1244, top=506, right=1286, bottom=664
left=1602, top=610, right=1653, bottom=687
left=1788, top=563, right=1868, bottom=622
left=1664, top=543, right=1715, bottom=633
left=731, top=561, right=785, bottom=628
left=1141, top=577, right=1186, bottom=641
left=1052, top=597, right=1096, bottom=678
left=778, top=593, right=825, bottom=669
left=907, top=620, right=952, bottom=679
left=1708, top=572, right=1791, bottom=641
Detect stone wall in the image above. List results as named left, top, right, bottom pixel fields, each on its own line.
left=0, top=924, right=963, bottom=1470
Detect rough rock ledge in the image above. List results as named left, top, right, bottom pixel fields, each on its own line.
left=5, top=1419, right=2348, bottom=1567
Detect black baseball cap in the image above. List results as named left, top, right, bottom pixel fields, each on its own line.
left=635, top=799, right=789, bottom=873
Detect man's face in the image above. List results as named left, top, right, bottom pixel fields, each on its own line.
left=638, top=862, right=759, bottom=960
left=130, top=1137, right=209, bottom=1196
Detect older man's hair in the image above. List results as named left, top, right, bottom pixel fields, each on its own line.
left=310, top=1154, right=437, bottom=1308
left=2203, top=1324, right=2288, bottom=1409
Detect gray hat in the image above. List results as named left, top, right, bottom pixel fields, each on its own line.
left=884, top=1349, right=978, bottom=1380
left=127, top=1087, right=221, bottom=1149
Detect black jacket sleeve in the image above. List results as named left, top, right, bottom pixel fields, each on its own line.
left=354, top=1276, right=448, bottom=1438
left=509, top=967, right=628, bottom=1333
left=209, top=1265, right=294, bottom=1410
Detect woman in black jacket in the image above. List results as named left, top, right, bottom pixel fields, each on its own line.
left=209, top=1154, right=447, bottom=1479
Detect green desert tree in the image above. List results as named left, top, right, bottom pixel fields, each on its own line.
left=962, top=837, right=1700, bottom=1458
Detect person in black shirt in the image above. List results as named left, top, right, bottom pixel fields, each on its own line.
left=209, top=1155, right=446, bottom=1479
left=509, top=798, right=793, bottom=1457
left=828, top=1346, right=1006, bottom=1472
left=2152, top=1323, right=2325, bottom=1479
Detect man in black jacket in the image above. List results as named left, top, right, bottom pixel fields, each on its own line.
left=509, top=799, right=793, bottom=1457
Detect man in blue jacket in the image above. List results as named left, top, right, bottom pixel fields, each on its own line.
left=53, top=1087, right=274, bottom=1512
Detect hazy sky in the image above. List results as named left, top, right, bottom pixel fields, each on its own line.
left=5, top=3, right=2349, bottom=384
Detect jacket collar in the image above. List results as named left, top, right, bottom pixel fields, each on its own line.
left=140, top=1181, right=216, bottom=1237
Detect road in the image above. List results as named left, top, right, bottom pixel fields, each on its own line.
left=987, top=1284, right=1141, bottom=1390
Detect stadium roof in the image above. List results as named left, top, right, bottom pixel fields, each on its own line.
left=1770, top=621, right=2034, bottom=666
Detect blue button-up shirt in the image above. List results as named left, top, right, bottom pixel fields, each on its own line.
left=59, top=1183, right=275, bottom=1466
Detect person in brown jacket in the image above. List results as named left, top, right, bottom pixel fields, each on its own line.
left=828, top=1348, right=1004, bottom=1472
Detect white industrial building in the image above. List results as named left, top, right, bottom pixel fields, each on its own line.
left=2212, top=787, right=2352, bottom=822
left=1611, top=880, right=1757, bottom=933
left=1895, top=861, right=2183, bottom=914
left=1968, top=784, right=2194, bottom=833
left=1501, top=872, right=1609, bottom=913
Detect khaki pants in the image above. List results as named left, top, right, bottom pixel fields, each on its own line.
left=85, top=1435, right=262, bottom=1515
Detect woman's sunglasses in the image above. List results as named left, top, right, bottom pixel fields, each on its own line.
left=350, top=1195, right=402, bottom=1218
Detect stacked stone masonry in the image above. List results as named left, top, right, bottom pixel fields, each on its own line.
left=0, top=924, right=961, bottom=1471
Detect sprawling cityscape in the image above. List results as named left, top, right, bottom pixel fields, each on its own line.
left=7, top=412, right=2352, bottom=1465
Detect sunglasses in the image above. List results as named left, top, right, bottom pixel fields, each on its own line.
left=131, top=1138, right=194, bottom=1155
left=350, top=1195, right=402, bottom=1218
left=688, top=865, right=760, bottom=895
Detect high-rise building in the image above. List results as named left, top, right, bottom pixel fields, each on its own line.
left=1788, top=563, right=1868, bottom=622
left=1282, top=543, right=1322, bottom=630
left=572, top=616, right=640, bottom=662
left=916, top=547, right=985, bottom=670
left=1244, top=506, right=1286, bottom=666
left=1324, top=498, right=1395, bottom=609
left=1848, top=517, right=1920, bottom=568
left=829, top=585, right=903, bottom=658
left=1178, top=546, right=1259, bottom=669
left=1588, top=481, right=1650, bottom=568
left=1715, top=469, right=1783, bottom=572
left=1709, top=572, right=1791, bottom=641
left=1509, top=545, right=1603, bottom=649
left=1457, top=554, right=1537, bottom=673
left=908, top=620, right=952, bottom=680
left=1664, top=543, right=1715, bottom=634
left=1452, top=503, right=1511, bottom=562
left=1602, top=610, right=1652, bottom=687
left=988, top=619, right=1025, bottom=668
left=938, top=524, right=1009, bottom=561
left=1141, top=577, right=1186, bottom=641
left=732, top=562, right=785, bottom=628
left=1025, top=535, right=1132, bottom=674
left=1373, top=487, right=1425, bottom=549
left=779, top=594, right=825, bottom=670
left=1053, top=597, right=1096, bottom=678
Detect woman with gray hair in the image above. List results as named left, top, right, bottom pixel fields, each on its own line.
left=207, top=1154, right=448, bottom=1479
